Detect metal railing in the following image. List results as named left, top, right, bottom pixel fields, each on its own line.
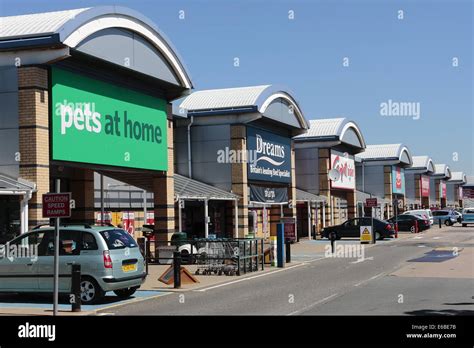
left=138, top=237, right=264, bottom=276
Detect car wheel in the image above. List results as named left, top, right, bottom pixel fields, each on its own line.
left=80, top=277, right=104, bottom=304
left=113, top=287, right=138, bottom=299
left=410, top=225, right=416, bottom=233
left=375, top=232, right=382, bottom=240
left=444, top=220, right=451, bottom=226
left=462, top=223, right=467, bottom=227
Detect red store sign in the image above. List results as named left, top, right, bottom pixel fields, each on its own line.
left=420, top=175, right=430, bottom=198
left=42, top=193, right=71, bottom=218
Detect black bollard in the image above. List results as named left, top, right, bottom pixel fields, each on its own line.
left=329, top=232, right=336, bottom=254
left=173, top=251, right=181, bottom=289
left=71, top=264, right=81, bottom=312
left=439, top=218, right=442, bottom=229
left=285, top=240, right=291, bottom=263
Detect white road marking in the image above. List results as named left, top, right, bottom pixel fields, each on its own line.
left=287, top=293, right=339, bottom=316
left=350, top=256, right=374, bottom=264
left=354, top=272, right=385, bottom=287
left=96, top=312, right=115, bottom=316
left=417, top=245, right=426, bottom=248
left=195, top=263, right=305, bottom=292
left=433, top=237, right=441, bottom=240
left=413, top=236, right=423, bottom=239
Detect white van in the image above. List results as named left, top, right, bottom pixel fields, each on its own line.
left=403, top=209, right=434, bottom=225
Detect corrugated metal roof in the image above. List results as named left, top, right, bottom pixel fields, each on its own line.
left=434, top=164, right=450, bottom=177
left=0, top=8, right=88, bottom=39
left=356, top=144, right=407, bottom=161
left=449, top=171, right=466, bottom=183
left=294, top=118, right=345, bottom=138
left=174, top=174, right=239, bottom=200
left=179, top=85, right=270, bottom=111
left=411, top=155, right=431, bottom=169
left=295, top=189, right=327, bottom=203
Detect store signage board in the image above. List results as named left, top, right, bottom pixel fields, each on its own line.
left=42, top=193, right=71, bottom=218
left=440, top=181, right=447, bottom=199
left=365, top=198, right=378, bottom=208
left=420, top=175, right=430, bottom=197
left=330, top=150, right=355, bottom=190
left=392, top=166, right=405, bottom=194
left=249, top=185, right=288, bottom=204
left=247, top=127, right=291, bottom=183
left=51, top=67, right=168, bottom=171
left=360, top=226, right=372, bottom=243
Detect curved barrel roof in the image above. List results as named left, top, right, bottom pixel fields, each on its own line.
left=0, top=6, right=193, bottom=89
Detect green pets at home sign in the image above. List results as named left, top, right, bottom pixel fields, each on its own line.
left=51, top=67, right=168, bottom=171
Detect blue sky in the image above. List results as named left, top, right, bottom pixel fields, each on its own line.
left=1, top=0, right=472, bottom=174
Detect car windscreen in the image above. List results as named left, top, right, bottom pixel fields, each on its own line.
left=432, top=211, right=449, bottom=216
left=463, top=209, right=474, bottom=214
left=100, top=229, right=137, bottom=249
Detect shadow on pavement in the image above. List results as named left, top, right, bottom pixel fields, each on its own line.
left=405, top=308, right=474, bottom=316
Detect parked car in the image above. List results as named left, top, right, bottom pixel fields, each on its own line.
left=387, top=214, right=430, bottom=232
left=432, top=210, right=458, bottom=226
left=0, top=224, right=146, bottom=304
left=403, top=209, right=434, bottom=225
left=461, top=207, right=474, bottom=227
left=321, top=217, right=395, bottom=240
left=452, top=210, right=463, bottom=224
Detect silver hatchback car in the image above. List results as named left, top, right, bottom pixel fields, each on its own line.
left=0, top=224, right=146, bottom=304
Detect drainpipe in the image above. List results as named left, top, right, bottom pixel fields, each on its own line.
left=187, top=115, right=194, bottom=178
left=20, top=191, right=32, bottom=234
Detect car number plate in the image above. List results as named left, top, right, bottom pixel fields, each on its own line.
left=122, top=263, right=137, bottom=272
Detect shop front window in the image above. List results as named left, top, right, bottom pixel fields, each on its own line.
left=0, top=196, right=21, bottom=244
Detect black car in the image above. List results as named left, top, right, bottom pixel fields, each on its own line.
left=321, top=217, right=395, bottom=240
left=387, top=214, right=430, bottom=232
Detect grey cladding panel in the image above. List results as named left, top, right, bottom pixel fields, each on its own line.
left=77, top=28, right=180, bottom=86
left=263, top=98, right=300, bottom=128
left=362, top=165, right=384, bottom=197
left=295, top=148, right=319, bottom=193
left=0, top=67, right=19, bottom=178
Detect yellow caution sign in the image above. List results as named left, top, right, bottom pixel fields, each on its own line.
left=360, top=226, right=372, bottom=243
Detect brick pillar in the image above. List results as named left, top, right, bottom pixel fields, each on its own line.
left=230, top=125, right=248, bottom=237
left=153, top=106, right=175, bottom=242
left=318, top=148, right=331, bottom=226
left=18, top=67, right=50, bottom=229
left=69, top=168, right=95, bottom=224
left=347, top=190, right=356, bottom=219
left=384, top=166, right=393, bottom=217
left=434, top=178, right=441, bottom=208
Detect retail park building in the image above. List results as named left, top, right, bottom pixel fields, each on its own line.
left=0, top=7, right=472, bottom=244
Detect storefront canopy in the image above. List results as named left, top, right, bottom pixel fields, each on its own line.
left=174, top=174, right=239, bottom=201
left=0, top=6, right=193, bottom=97
left=0, top=174, right=36, bottom=195
left=405, top=155, right=435, bottom=174
left=293, top=118, right=366, bottom=152
left=432, top=164, right=452, bottom=179
left=296, top=189, right=327, bottom=203
left=355, top=143, right=412, bottom=167
left=177, top=85, right=309, bottom=135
